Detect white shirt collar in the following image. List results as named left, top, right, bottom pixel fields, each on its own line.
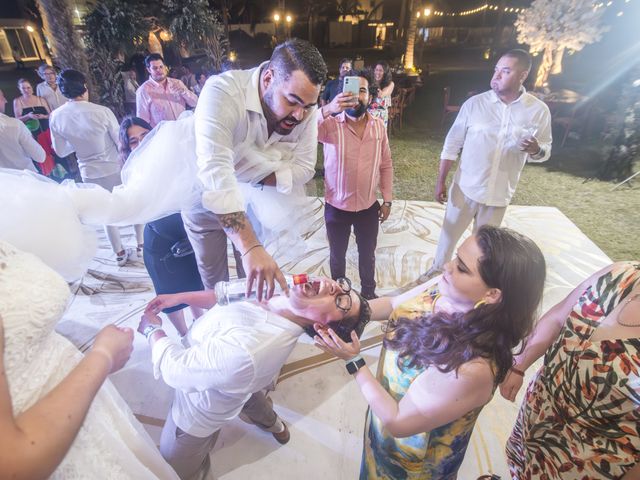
left=246, top=62, right=268, bottom=115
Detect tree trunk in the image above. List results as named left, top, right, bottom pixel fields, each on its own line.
left=403, top=0, right=418, bottom=70
left=398, top=0, right=408, bottom=41
left=35, top=0, right=96, bottom=97
left=550, top=47, right=564, bottom=75
left=534, top=45, right=553, bottom=89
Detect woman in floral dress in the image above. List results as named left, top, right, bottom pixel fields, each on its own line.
left=368, top=61, right=395, bottom=129
left=502, top=262, right=640, bottom=479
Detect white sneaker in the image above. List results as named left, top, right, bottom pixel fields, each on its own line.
left=116, top=249, right=129, bottom=267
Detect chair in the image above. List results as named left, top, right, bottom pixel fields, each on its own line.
left=441, top=87, right=460, bottom=125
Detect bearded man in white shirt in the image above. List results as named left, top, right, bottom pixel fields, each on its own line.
left=421, top=49, right=552, bottom=280
left=188, top=38, right=327, bottom=303
left=137, top=276, right=369, bottom=480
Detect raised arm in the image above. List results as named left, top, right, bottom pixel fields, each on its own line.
left=0, top=323, right=133, bottom=480
left=500, top=262, right=618, bottom=401
left=314, top=328, right=494, bottom=438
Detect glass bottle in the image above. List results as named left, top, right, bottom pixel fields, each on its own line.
left=214, top=273, right=310, bottom=305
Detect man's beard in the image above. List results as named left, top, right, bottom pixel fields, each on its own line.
left=263, top=88, right=302, bottom=135
left=346, top=101, right=367, bottom=118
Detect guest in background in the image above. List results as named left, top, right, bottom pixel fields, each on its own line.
left=13, top=78, right=56, bottom=177
left=502, top=262, right=640, bottom=480
left=50, top=69, right=144, bottom=267
left=318, top=69, right=393, bottom=300
left=419, top=49, right=552, bottom=281
left=0, top=88, right=46, bottom=172
left=320, top=57, right=353, bottom=107
left=368, top=61, right=395, bottom=129
left=136, top=54, right=198, bottom=127
left=193, top=72, right=207, bottom=96
left=36, top=64, right=66, bottom=111
left=180, top=65, right=197, bottom=92
left=119, top=116, right=205, bottom=337
left=122, top=68, right=139, bottom=116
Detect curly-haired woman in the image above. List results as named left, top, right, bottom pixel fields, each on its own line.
left=315, top=225, right=546, bottom=479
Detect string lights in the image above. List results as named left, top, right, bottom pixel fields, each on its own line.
left=418, top=0, right=634, bottom=18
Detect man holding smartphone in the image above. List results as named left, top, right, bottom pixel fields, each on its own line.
left=317, top=70, right=394, bottom=299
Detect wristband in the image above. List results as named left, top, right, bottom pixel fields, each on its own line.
left=242, top=243, right=263, bottom=257
left=382, top=201, right=392, bottom=207
left=345, top=356, right=366, bottom=375
left=142, top=324, right=163, bottom=339
left=510, top=366, right=525, bottom=377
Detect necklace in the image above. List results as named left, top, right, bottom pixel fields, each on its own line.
left=616, top=293, right=640, bottom=327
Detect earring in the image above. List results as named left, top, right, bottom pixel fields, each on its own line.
left=474, top=299, right=487, bottom=309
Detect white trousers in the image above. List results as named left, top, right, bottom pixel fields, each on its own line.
left=432, top=182, right=507, bottom=270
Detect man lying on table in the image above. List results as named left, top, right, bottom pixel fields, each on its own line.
left=137, top=276, right=371, bottom=480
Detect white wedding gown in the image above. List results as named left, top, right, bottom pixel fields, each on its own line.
left=0, top=241, right=179, bottom=479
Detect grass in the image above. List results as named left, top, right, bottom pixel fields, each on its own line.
left=314, top=112, right=640, bottom=262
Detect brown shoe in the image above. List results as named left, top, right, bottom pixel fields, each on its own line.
left=238, top=414, right=290, bottom=445
left=270, top=419, right=290, bottom=445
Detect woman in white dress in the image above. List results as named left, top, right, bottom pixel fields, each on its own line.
left=0, top=240, right=179, bottom=480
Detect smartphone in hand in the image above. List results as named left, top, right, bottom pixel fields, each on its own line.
left=343, top=76, right=360, bottom=96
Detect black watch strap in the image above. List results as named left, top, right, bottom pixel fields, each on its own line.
left=345, top=357, right=366, bottom=374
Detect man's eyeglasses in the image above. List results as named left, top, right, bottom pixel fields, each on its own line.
left=335, top=277, right=352, bottom=314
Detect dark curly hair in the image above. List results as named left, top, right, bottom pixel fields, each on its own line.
left=373, top=61, right=392, bottom=90
left=384, top=225, right=546, bottom=384
left=269, top=38, right=327, bottom=86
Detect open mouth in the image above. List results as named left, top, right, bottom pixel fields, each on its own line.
left=300, top=280, right=323, bottom=296
left=280, top=118, right=299, bottom=129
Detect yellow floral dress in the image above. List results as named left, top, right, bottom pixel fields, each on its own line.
left=361, top=285, right=489, bottom=480
left=506, top=262, right=640, bottom=479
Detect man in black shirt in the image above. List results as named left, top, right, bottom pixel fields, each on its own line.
left=320, top=57, right=353, bottom=106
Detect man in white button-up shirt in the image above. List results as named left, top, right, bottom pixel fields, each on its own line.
left=0, top=89, right=46, bottom=172
left=187, top=39, right=327, bottom=302
left=423, top=49, right=552, bottom=279
left=137, top=277, right=369, bottom=480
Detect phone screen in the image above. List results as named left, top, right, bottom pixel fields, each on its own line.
left=343, top=76, right=360, bottom=96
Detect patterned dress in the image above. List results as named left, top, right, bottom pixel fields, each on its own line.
left=361, top=285, right=490, bottom=479
left=368, top=95, right=391, bottom=130
left=507, top=262, right=640, bottom=479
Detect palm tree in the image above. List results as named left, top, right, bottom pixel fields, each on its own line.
left=35, top=0, right=96, bottom=95
left=403, top=0, right=418, bottom=70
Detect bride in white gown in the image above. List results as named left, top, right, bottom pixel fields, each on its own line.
left=0, top=240, right=179, bottom=479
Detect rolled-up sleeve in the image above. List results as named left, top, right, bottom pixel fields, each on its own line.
left=440, top=101, right=469, bottom=161
left=274, top=113, right=317, bottom=194
left=195, top=78, right=245, bottom=215
left=152, top=336, right=256, bottom=393
left=528, top=105, right=552, bottom=163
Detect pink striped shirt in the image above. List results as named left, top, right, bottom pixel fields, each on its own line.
left=136, top=77, right=198, bottom=127
left=318, top=111, right=393, bottom=212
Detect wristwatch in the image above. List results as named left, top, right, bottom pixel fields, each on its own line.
left=142, top=324, right=162, bottom=339
left=382, top=201, right=392, bottom=207
left=345, top=357, right=366, bottom=375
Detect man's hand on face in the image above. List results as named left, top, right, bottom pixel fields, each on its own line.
left=326, top=92, right=358, bottom=116
left=242, top=246, right=288, bottom=302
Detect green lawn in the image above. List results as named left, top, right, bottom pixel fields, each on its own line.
left=314, top=122, right=640, bottom=261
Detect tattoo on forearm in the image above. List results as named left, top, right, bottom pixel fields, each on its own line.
left=218, top=212, right=247, bottom=234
